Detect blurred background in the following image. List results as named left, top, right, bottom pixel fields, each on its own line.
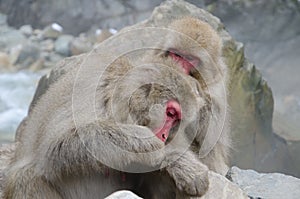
left=0, top=0, right=299, bottom=177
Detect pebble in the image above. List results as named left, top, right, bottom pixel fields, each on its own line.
left=0, top=52, right=11, bottom=72
left=42, top=23, right=63, bottom=39
left=70, top=37, right=93, bottom=55
left=19, top=25, right=33, bottom=37
left=54, top=35, right=74, bottom=56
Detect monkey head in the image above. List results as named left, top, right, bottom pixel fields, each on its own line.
left=116, top=63, right=211, bottom=145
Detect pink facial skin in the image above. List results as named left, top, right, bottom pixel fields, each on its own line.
left=168, top=50, right=200, bottom=75
left=154, top=100, right=182, bottom=142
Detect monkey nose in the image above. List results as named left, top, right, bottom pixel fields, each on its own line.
left=166, top=100, right=181, bottom=120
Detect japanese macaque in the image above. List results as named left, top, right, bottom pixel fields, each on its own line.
left=166, top=17, right=231, bottom=175
left=131, top=16, right=231, bottom=175
left=3, top=17, right=230, bottom=199
left=3, top=54, right=211, bottom=199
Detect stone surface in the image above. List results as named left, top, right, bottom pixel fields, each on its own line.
left=70, top=37, right=93, bottom=55
left=104, top=171, right=248, bottom=199
left=0, top=52, right=11, bottom=72
left=201, top=171, right=248, bottom=199
left=0, top=26, right=26, bottom=50
left=0, top=0, right=164, bottom=35
left=204, top=0, right=300, bottom=177
left=42, top=23, right=63, bottom=39
left=54, top=35, right=74, bottom=56
left=14, top=43, right=41, bottom=69
left=105, top=190, right=143, bottom=199
left=227, top=166, right=300, bottom=199
left=19, top=24, right=33, bottom=36
left=95, top=29, right=113, bottom=43
left=40, top=39, right=54, bottom=52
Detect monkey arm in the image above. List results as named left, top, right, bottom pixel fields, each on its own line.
left=40, top=120, right=165, bottom=178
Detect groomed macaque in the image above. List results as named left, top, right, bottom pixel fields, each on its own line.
left=3, top=53, right=211, bottom=199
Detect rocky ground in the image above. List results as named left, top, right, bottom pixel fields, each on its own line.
left=0, top=12, right=116, bottom=73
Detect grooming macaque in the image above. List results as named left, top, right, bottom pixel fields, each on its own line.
left=4, top=54, right=211, bottom=199
left=4, top=17, right=230, bottom=199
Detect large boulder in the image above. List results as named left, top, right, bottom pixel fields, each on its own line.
left=227, top=166, right=300, bottom=199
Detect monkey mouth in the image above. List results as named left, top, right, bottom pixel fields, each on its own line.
left=167, top=49, right=200, bottom=75
left=154, top=100, right=181, bottom=143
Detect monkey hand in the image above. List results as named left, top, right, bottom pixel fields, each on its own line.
left=164, top=150, right=209, bottom=196
left=78, top=121, right=166, bottom=170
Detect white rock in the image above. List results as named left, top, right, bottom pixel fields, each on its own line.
left=105, top=190, right=143, bottom=199
left=19, top=25, right=33, bottom=36
left=228, top=166, right=300, bottom=199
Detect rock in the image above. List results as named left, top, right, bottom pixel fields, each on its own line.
left=227, top=166, right=300, bottom=199
left=70, top=36, right=93, bottom=55
left=0, top=13, right=7, bottom=26
left=40, top=51, right=65, bottom=69
left=54, top=35, right=74, bottom=56
left=40, top=39, right=55, bottom=52
left=14, top=43, right=41, bottom=69
left=0, top=0, right=163, bottom=35
left=19, top=25, right=33, bottom=37
left=0, top=26, right=26, bottom=51
left=103, top=171, right=248, bottom=199
left=202, top=171, right=248, bottom=199
left=105, top=190, right=143, bottom=199
left=95, top=29, right=113, bottom=43
left=0, top=52, right=12, bottom=72
left=28, top=58, right=44, bottom=72
left=42, top=23, right=63, bottom=39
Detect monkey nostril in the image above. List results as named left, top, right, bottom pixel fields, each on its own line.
left=166, top=100, right=182, bottom=120
left=166, top=108, right=178, bottom=119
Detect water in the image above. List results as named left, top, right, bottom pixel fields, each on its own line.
left=0, top=71, right=42, bottom=143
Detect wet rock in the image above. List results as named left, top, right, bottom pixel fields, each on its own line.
left=19, top=25, right=33, bottom=37
left=42, top=23, right=63, bottom=39
left=54, top=35, right=74, bottom=56
left=227, top=166, right=300, bottom=199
